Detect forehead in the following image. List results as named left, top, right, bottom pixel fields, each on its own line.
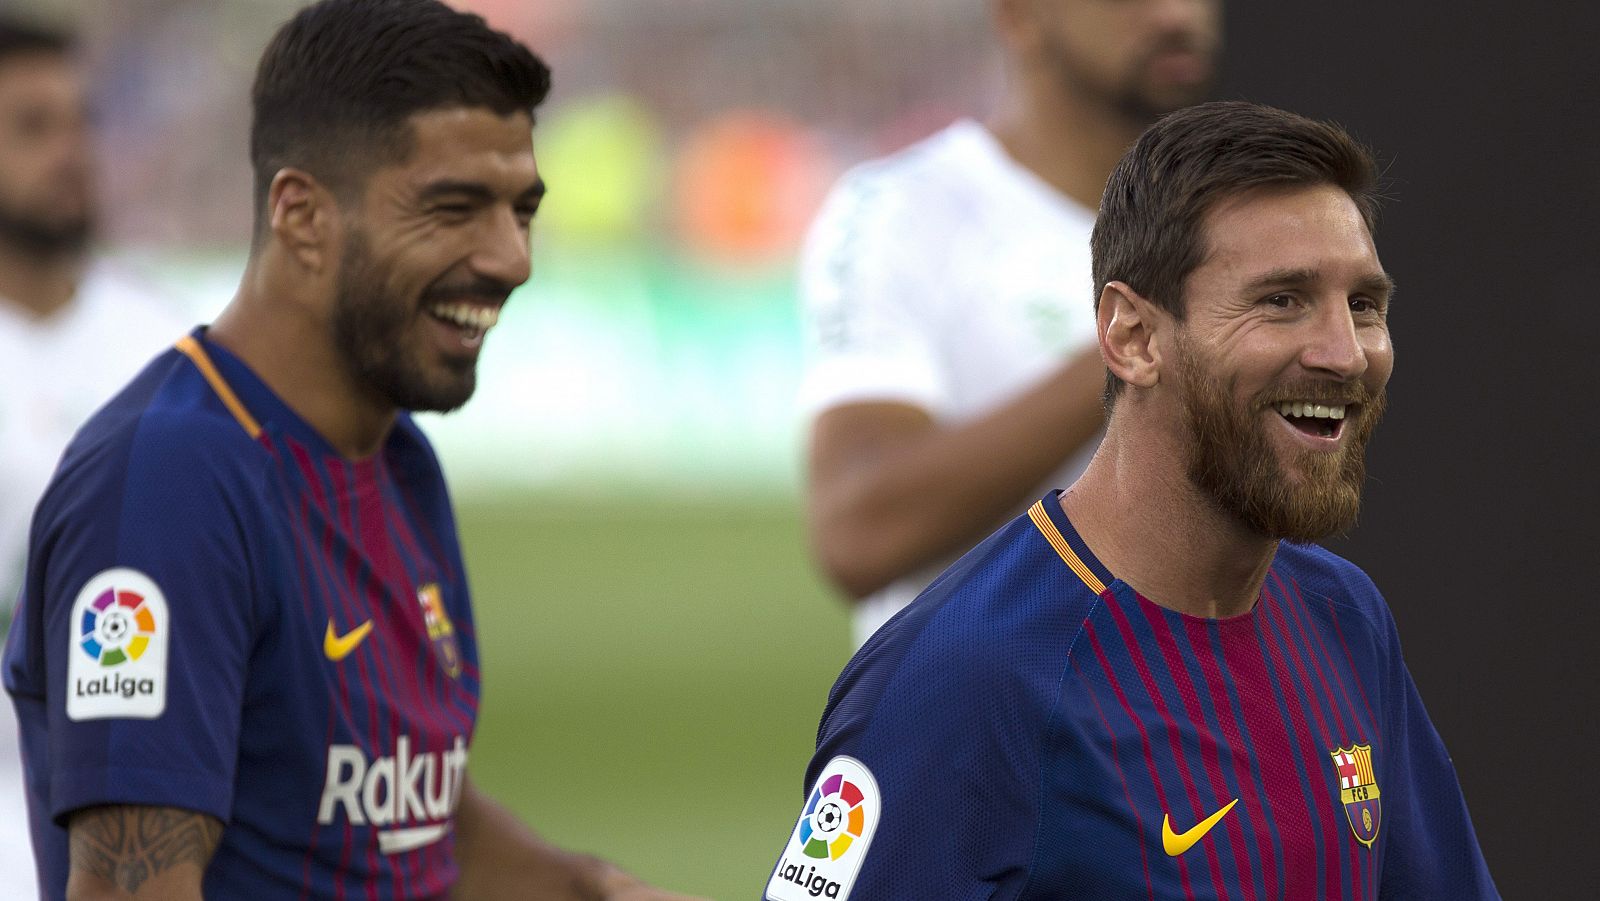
left=385, top=106, right=537, bottom=189
left=1195, top=184, right=1380, bottom=284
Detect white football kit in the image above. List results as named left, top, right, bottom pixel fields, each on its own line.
left=0, top=263, right=185, bottom=892
left=798, top=120, right=1101, bottom=647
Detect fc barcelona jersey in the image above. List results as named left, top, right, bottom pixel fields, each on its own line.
left=3, top=328, right=480, bottom=898
left=765, top=492, right=1497, bottom=900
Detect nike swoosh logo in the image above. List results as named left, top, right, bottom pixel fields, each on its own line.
left=1162, top=798, right=1239, bottom=856
left=324, top=619, right=373, bottom=661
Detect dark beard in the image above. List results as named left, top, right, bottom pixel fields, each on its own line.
left=1175, top=341, right=1386, bottom=542
left=0, top=204, right=89, bottom=257
left=331, top=231, right=477, bottom=414
left=1101, top=36, right=1217, bottom=126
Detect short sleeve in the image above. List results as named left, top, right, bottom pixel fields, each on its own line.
left=29, top=415, right=261, bottom=826
left=764, top=600, right=1042, bottom=900
left=796, top=167, right=952, bottom=417
left=1376, top=612, right=1500, bottom=899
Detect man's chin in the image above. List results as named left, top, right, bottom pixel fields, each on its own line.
left=0, top=214, right=91, bottom=256
left=357, top=357, right=477, bottom=415
left=1248, top=478, right=1365, bottom=543
left=405, top=373, right=477, bottom=415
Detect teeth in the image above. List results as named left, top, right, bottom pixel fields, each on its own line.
left=429, top=303, right=500, bottom=331
left=1274, top=401, right=1347, bottom=420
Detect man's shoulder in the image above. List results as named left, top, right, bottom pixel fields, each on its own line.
left=385, top=412, right=451, bottom=490
left=1272, top=541, right=1390, bottom=631
left=815, top=121, right=997, bottom=227
left=823, top=513, right=1104, bottom=737
left=54, top=347, right=267, bottom=499
left=1275, top=541, right=1380, bottom=590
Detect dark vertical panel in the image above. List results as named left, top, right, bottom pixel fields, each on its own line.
left=1219, top=3, right=1600, bottom=896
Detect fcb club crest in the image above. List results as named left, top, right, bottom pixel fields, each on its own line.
left=1330, top=744, right=1381, bottom=846
left=417, top=583, right=462, bottom=678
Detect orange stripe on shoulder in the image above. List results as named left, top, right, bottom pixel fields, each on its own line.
left=174, top=335, right=263, bottom=439
left=1028, top=499, right=1106, bottom=595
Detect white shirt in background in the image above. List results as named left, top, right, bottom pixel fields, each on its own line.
left=798, top=119, right=1102, bottom=648
left=0, top=261, right=188, bottom=894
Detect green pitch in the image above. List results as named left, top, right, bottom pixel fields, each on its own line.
left=458, top=492, right=849, bottom=899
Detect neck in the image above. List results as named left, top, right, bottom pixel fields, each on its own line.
left=209, top=257, right=395, bottom=459
left=986, top=69, right=1146, bottom=211
left=0, top=240, right=83, bottom=319
left=1062, top=415, right=1278, bottom=619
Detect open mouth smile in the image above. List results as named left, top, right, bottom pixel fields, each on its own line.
left=427, top=301, right=500, bottom=348
left=1272, top=400, right=1348, bottom=442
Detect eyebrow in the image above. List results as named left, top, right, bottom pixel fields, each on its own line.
left=418, top=178, right=547, bottom=205
left=1244, top=266, right=1396, bottom=300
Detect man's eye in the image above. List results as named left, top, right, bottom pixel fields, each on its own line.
left=1263, top=293, right=1295, bottom=308
left=1350, top=296, right=1379, bottom=314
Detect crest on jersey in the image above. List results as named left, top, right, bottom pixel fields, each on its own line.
left=1330, top=744, right=1381, bottom=846
left=417, top=583, right=461, bottom=678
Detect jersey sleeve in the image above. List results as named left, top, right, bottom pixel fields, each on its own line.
left=1376, top=608, right=1500, bottom=899
left=28, top=412, right=264, bottom=826
left=764, top=598, right=1044, bottom=900
left=796, top=166, right=952, bottom=418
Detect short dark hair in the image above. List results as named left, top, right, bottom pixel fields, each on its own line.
left=250, top=0, right=550, bottom=239
left=0, top=18, right=72, bottom=65
left=1091, top=100, right=1381, bottom=404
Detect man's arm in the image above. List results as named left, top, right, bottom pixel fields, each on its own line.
left=807, top=345, right=1105, bottom=600
left=65, top=805, right=223, bottom=900
left=452, top=776, right=708, bottom=901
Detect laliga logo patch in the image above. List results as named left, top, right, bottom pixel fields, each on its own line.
left=66, top=567, right=168, bottom=721
left=766, top=756, right=879, bottom=900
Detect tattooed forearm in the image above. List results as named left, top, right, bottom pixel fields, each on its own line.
left=69, top=806, right=223, bottom=895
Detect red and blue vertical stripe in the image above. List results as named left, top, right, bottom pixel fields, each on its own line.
left=1032, top=496, right=1386, bottom=900
left=795, top=491, right=1494, bottom=900
left=181, top=333, right=480, bottom=899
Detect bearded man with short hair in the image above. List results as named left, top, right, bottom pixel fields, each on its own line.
left=764, top=100, right=1499, bottom=901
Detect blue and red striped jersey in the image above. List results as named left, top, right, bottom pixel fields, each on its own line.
left=3, top=328, right=480, bottom=899
left=764, top=492, right=1497, bottom=900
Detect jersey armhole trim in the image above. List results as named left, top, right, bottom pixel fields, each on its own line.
left=174, top=335, right=263, bottom=440
left=1029, top=499, right=1105, bottom=594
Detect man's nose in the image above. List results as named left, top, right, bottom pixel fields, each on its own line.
left=471, top=206, right=531, bottom=288
left=1299, top=301, right=1370, bottom=381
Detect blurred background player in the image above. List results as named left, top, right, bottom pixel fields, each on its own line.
left=2, top=0, right=704, bottom=897
left=0, top=17, right=185, bottom=898
left=800, top=0, right=1222, bottom=646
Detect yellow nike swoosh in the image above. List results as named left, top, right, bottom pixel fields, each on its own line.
left=1162, top=798, right=1239, bottom=857
left=324, top=619, right=373, bottom=661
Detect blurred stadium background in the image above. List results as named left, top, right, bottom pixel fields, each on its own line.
left=15, top=0, right=1599, bottom=898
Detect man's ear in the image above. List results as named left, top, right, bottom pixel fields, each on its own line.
left=266, top=168, right=340, bottom=273
left=1097, top=280, right=1165, bottom=390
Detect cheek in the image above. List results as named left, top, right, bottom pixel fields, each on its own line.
left=1053, top=10, right=1128, bottom=63
left=369, top=247, right=432, bottom=301
left=1363, top=331, right=1396, bottom=385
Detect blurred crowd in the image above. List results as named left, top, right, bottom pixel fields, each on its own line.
left=2, top=0, right=1008, bottom=492
left=29, top=0, right=994, bottom=263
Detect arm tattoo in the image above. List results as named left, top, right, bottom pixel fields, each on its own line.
left=69, top=806, right=223, bottom=894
